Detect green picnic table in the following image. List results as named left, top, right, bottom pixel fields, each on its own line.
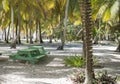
left=9, top=46, right=49, bottom=64
left=28, top=46, right=50, bottom=55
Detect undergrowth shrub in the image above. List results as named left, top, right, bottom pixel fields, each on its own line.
left=69, top=70, right=117, bottom=84
left=63, top=55, right=85, bottom=67
left=69, top=70, right=85, bottom=84
left=63, top=55, right=99, bottom=67
left=94, top=71, right=117, bottom=84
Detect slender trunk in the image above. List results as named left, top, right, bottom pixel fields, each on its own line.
left=30, top=27, right=33, bottom=44
left=11, top=5, right=14, bottom=41
left=4, top=29, right=7, bottom=41
left=60, top=29, right=64, bottom=50
left=29, top=20, right=33, bottom=44
left=63, top=0, right=69, bottom=43
left=93, top=19, right=100, bottom=44
left=2, top=30, right=4, bottom=40
left=6, top=23, right=11, bottom=43
left=78, top=0, right=86, bottom=58
left=49, top=24, right=54, bottom=43
left=10, top=5, right=16, bottom=49
left=49, top=35, right=53, bottom=43
left=26, top=21, right=29, bottom=43
left=18, top=25, right=21, bottom=44
left=78, top=0, right=94, bottom=84
left=15, top=19, right=18, bottom=44
left=57, top=0, right=69, bottom=50
left=35, top=21, right=38, bottom=42
left=18, top=7, right=21, bottom=44
left=38, top=21, right=43, bottom=43
left=57, top=22, right=64, bottom=50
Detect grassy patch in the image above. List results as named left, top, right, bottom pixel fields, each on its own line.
left=63, top=55, right=85, bottom=67
left=63, top=55, right=100, bottom=68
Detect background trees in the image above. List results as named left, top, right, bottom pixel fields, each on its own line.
left=0, top=0, right=120, bottom=83
left=0, top=0, right=119, bottom=45
left=92, top=0, right=120, bottom=52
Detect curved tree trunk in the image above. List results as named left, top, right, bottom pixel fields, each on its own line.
left=6, top=23, right=10, bottom=43
left=10, top=5, right=16, bottom=49
left=78, top=0, right=94, bottom=84
left=57, top=0, right=69, bottom=50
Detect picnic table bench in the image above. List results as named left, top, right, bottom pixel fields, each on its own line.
left=9, top=46, right=49, bottom=64
left=28, top=46, right=50, bottom=55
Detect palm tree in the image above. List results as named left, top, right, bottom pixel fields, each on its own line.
left=78, top=0, right=94, bottom=84
left=63, top=0, right=69, bottom=48
left=2, top=0, right=20, bottom=48
left=0, top=10, right=11, bottom=43
left=92, top=0, right=120, bottom=51
left=115, top=0, right=120, bottom=51
left=54, top=0, right=66, bottom=50
left=55, top=0, right=75, bottom=50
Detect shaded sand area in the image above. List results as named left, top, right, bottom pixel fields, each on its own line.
left=0, top=42, right=120, bottom=84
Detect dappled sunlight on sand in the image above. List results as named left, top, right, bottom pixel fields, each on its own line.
left=46, top=57, right=64, bottom=67
left=0, top=73, right=72, bottom=84
left=0, top=43, right=120, bottom=84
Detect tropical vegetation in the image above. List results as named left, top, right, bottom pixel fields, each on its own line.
left=63, top=55, right=85, bottom=67
left=0, top=0, right=120, bottom=84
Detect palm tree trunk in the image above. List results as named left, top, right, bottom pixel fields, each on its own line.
left=15, top=19, right=18, bottom=44
left=60, top=30, right=64, bottom=49
left=57, top=22, right=64, bottom=50
left=49, top=34, right=53, bottom=43
left=78, top=0, right=86, bottom=58
left=26, top=21, right=29, bottom=43
left=6, top=23, right=10, bottom=43
left=30, top=27, right=33, bottom=44
left=35, top=21, right=38, bottom=42
left=57, top=0, right=69, bottom=50
left=11, top=5, right=14, bottom=41
left=4, top=29, right=7, bottom=42
left=18, top=4, right=21, bottom=44
left=78, top=0, right=94, bottom=84
left=29, top=20, right=33, bottom=44
left=10, top=5, right=16, bottom=49
left=18, top=25, right=21, bottom=44
left=38, top=21, right=43, bottom=43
